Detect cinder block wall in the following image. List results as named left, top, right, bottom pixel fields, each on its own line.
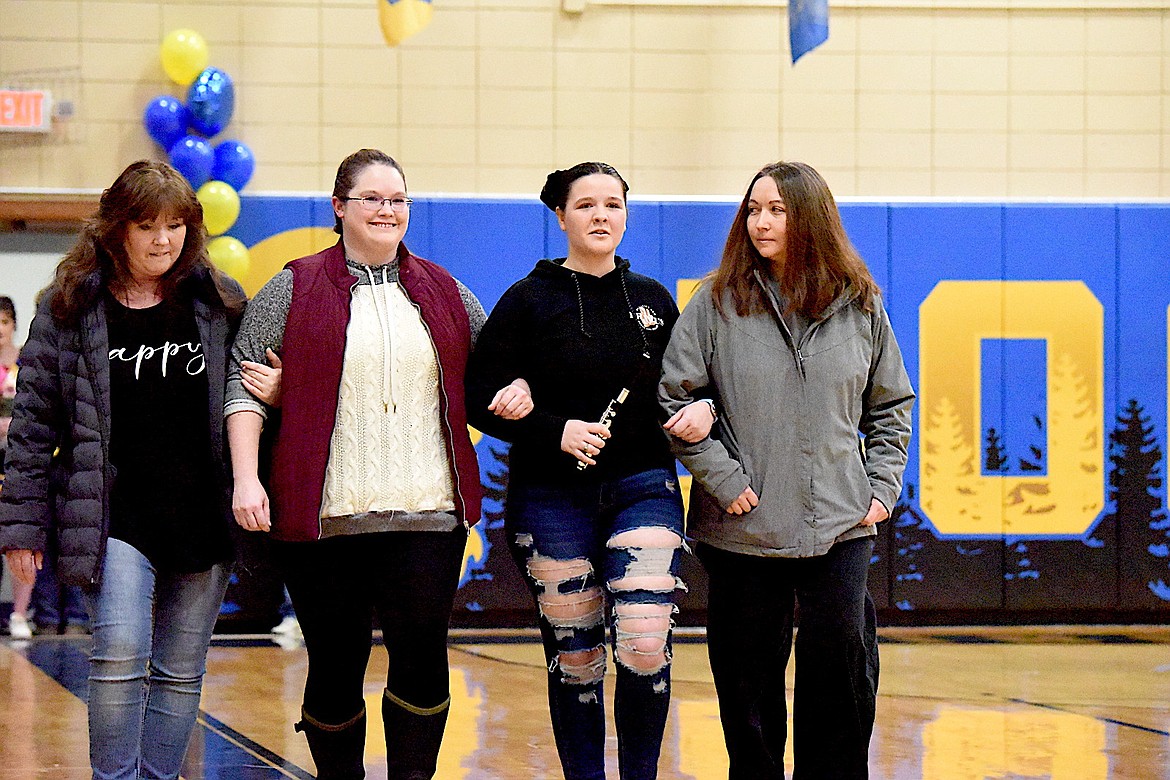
left=1, top=0, right=1167, bottom=196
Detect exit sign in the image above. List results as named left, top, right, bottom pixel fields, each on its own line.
left=1, top=90, right=52, bottom=133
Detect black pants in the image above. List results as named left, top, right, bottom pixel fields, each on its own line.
left=697, top=537, right=878, bottom=780
left=275, top=528, right=468, bottom=724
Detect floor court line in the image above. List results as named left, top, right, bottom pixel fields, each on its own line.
left=1008, top=696, right=1170, bottom=738
left=4, top=627, right=1170, bottom=778
left=10, top=638, right=314, bottom=779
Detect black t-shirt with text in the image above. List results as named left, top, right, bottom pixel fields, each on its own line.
left=106, top=293, right=229, bottom=572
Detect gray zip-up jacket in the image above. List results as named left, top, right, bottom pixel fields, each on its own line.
left=659, top=279, right=915, bottom=558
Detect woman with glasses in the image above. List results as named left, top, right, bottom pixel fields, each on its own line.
left=225, top=148, right=531, bottom=779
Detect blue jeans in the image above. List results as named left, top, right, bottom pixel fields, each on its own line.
left=32, top=541, right=89, bottom=632
left=86, top=538, right=230, bottom=780
left=507, top=468, right=685, bottom=780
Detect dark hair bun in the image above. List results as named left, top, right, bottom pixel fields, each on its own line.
left=539, top=169, right=569, bottom=211
left=539, top=162, right=629, bottom=212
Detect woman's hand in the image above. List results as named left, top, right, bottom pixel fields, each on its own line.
left=241, top=349, right=283, bottom=407
left=725, top=486, right=759, bottom=515
left=663, top=400, right=716, bottom=443
left=859, top=497, right=890, bottom=526
left=562, top=419, right=610, bottom=467
left=489, top=378, right=534, bottom=420
left=4, top=549, right=42, bottom=586
left=233, top=476, right=271, bottom=532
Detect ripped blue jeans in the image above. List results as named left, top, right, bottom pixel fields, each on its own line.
left=507, top=467, right=686, bottom=780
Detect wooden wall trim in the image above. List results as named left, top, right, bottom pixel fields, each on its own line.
left=0, top=195, right=98, bottom=230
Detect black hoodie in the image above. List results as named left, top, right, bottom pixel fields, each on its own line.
left=466, top=257, right=679, bottom=484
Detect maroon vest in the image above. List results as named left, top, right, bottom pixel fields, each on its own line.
left=269, top=240, right=482, bottom=542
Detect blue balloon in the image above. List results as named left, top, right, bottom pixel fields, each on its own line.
left=212, top=140, right=256, bottom=191
left=168, top=135, right=214, bottom=188
left=143, top=96, right=189, bottom=150
left=186, top=67, right=235, bottom=137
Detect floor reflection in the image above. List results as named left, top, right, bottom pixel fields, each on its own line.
left=2, top=626, right=1168, bottom=779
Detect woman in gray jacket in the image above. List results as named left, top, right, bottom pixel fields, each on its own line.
left=659, top=161, right=914, bottom=779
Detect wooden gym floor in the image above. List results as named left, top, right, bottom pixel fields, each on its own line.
left=1, top=626, right=1169, bottom=779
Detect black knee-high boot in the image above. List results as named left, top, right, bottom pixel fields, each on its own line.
left=295, top=705, right=366, bottom=779
left=382, top=688, right=450, bottom=780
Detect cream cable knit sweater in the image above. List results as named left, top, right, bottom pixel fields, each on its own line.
left=225, top=257, right=486, bottom=536
left=320, top=268, right=455, bottom=519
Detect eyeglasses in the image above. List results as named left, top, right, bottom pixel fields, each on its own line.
left=345, top=196, right=413, bottom=212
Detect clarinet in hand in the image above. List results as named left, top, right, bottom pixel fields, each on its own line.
left=577, top=388, right=629, bottom=471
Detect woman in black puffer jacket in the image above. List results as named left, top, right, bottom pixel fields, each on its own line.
left=0, top=160, right=270, bottom=780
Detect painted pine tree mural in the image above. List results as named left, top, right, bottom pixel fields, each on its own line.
left=890, top=483, right=1003, bottom=611
left=1002, top=354, right=1115, bottom=609
left=1109, top=400, right=1170, bottom=606
left=984, top=427, right=1009, bottom=472
left=456, top=442, right=530, bottom=618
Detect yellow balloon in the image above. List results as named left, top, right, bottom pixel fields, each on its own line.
left=239, top=226, right=336, bottom=297
left=160, top=29, right=209, bottom=87
left=197, top=180, right=241, bottom=236
left=208, top=236, right=250, bottom=280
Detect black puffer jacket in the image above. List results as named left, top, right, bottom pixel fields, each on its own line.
left=0, top=267, right=242, bottom=588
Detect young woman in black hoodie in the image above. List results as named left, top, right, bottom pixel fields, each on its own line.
left=467, top=162, right=712, bottom=780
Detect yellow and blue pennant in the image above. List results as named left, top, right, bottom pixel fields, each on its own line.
left=380, top=0, right=433, bottom=46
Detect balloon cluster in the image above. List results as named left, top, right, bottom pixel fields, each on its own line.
left=143, top=29, right=252, bottom=279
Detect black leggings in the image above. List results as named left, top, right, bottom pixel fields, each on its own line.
left=275, top=528, right=468, bottom=724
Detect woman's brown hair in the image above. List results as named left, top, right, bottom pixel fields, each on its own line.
left=47, top=160, right=242, bottom=322
left=710, top=161, right=879, bottom=319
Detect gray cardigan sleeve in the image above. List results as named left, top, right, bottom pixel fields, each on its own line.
left=658, top=287, right=752, bottom=509
left=859, top=296, right=915, bottom=512
left=224, top=270, right=292, bottom=419
left=455, top=278, right=486, bottom=348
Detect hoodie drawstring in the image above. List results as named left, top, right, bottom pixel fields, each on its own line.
left=570, top=265, right=651, bottom=359
left=571, top=272, right=591, bottom=338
